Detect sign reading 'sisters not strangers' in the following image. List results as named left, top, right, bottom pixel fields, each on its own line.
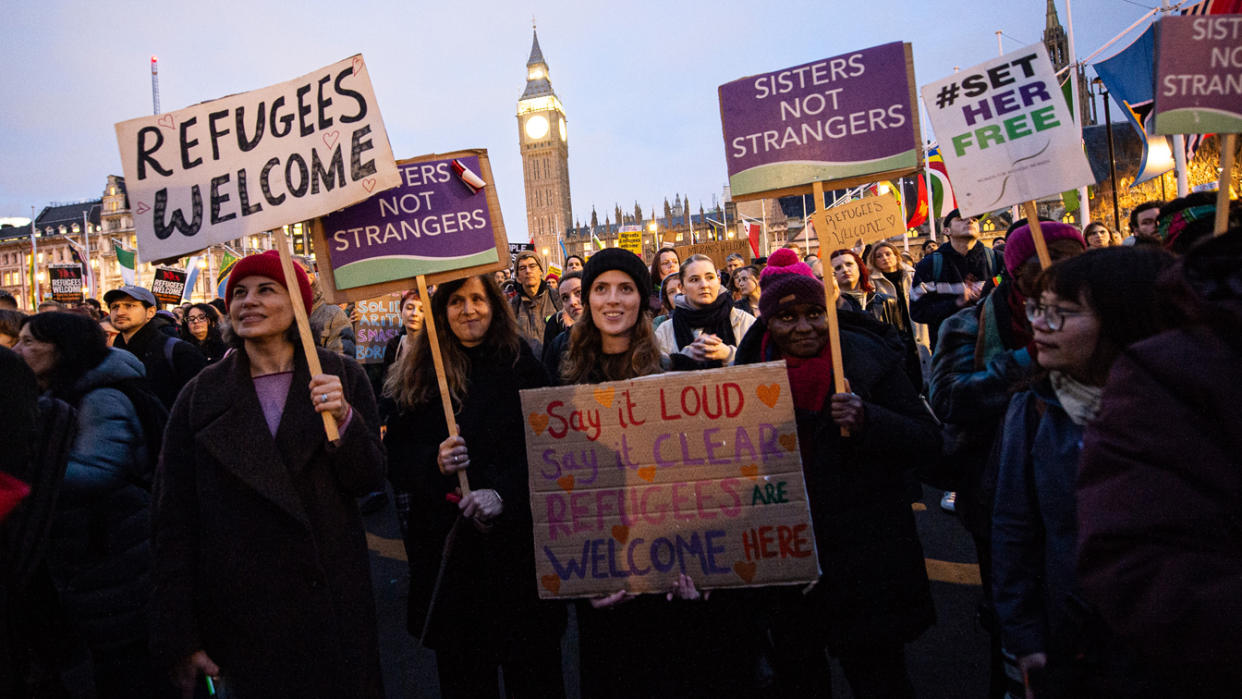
left=520, top=363, right=821, bottom=599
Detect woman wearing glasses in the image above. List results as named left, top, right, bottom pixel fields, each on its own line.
left=178, top=303, right=228, bottom=364
left=991, top=247, right=1173, bottom=698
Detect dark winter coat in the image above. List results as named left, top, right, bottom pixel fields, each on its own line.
left=383, top=341, right=564, bottom=654
left=909, top=240, right=1001, bottom=347
left=151, top=345, right=386, bottom=698
left=510, top=281, right=561, bottom=358
left=1077, top=238, right=1242, bottom=690
left=736, top=315, right=939, bottom=648
left=113, top=320, right=207, bottom=410
left=45, top=349, right=156, bottom=652
left=991, top=382, right=1085, bottom=659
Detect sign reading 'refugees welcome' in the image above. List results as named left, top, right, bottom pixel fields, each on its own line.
left=115, top=55, right=400, bottom=261
left=520, top=363, right=820, bottom=599
left=718, top=42, right=920, bottom=198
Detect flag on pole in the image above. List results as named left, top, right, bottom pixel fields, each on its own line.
left=182, top=256, right=201, bottom=301
left=112, top=240, right=136, bottom=286
left=591, top=232, right=606, bottom=250
left=216, top=250, right=239, bottom=299
left=905, top=176, right=929, bottom=228
left=1092, top=25, right=1175, bottom=186
left=927, top=147, right=957, bottom=221
left=63, top=236, right=95, bottom=297
left=745, top=221, right=761, bottom=258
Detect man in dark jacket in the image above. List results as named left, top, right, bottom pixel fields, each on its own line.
left=106, top=286, right=206, bottom=409
left=910, top=209, right=1002, bottom=349
left=509, top=251, right=561, bottom=357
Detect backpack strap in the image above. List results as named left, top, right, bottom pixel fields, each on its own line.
left=161, top=333, right=177, bottom=367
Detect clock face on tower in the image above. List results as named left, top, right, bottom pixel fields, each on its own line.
left=525, top=114, right=549, bottom=140
left=559, top=117, right=566, bottom=142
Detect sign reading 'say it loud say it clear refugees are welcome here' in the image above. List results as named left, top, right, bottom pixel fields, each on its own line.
left=521, top=363, right=821, bottom=599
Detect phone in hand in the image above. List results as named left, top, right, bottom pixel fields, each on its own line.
left=196, top=675, right=230, bottom=699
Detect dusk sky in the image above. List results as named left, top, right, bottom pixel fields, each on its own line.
left=2, top=0, right=1152, bottom=243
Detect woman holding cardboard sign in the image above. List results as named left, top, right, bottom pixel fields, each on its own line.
left=383, top=274, right=566, bottom=699
left=735, top=247, right=939, bottom=698
left=151, top=251, right=386, bottom=697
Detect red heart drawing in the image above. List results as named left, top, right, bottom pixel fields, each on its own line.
left=733, top=560, right=757, bottom=583
left=135, top=202, right=150, bottom=215
left=540, top=574, right=561, bottom=595
left=636, top=466, right=656, bottom=483
left=557, top=475, right=575, bottom=493
left=740, top=464, right=759, bottom=481
left=362, top=178, right=376, bottom=193
left=352, top=56, right=364, bottom=76
left=322, top=130, right=340, bottom=150
left=157, top=114, right=175, bottom=130
left=611, top=525, right=629, bottom=543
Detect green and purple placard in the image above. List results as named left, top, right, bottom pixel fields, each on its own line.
left=1152, top=15, right=1242, bottom=135
left=718, top=42, right=921, bottom=201
left=311, top=149, right=509, bottom=304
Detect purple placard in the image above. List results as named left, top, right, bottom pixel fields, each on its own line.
left=718, top=42, right=919, bottom=197
left=1152, top=15, right=1242, bottom=135
left=320, top=155, right=500, bottom=289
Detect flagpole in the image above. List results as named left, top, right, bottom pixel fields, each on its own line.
left=1066, top=0, right=1091, bottom=226
left=925, top=143, right=938, bottom=243
left=29, top=210, right=39, bottom=306
left=82, top=211, right=95, bottom=299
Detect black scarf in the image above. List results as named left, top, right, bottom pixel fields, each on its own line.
left=671, top=294, right=736, bottom=349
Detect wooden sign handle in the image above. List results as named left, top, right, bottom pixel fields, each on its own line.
left=1021, top=201, right=1052, bottom=270
left=416, top=275, right=471, bottom=496
left=273, top=228, right=340, bottom=444
left=812, top=181, right=851, bottom=438
left=1216, top=134, right=1236, bottom=236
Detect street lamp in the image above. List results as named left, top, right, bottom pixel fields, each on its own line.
left=1093, top=77, right=1122, bottom=232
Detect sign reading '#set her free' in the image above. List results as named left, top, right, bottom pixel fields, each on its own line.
left=115, top=55, right=400, bottom=262
left=310, top=149, right=509, bottom=304
left=520, top=363, right=821, bottom=599
left=718, top=42, right=921, bottom=200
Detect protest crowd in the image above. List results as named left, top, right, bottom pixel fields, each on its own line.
left=1, top=191, right=1239, bottom=699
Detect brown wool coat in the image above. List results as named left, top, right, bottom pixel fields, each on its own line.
left=151, top=346, right=386, bottom=698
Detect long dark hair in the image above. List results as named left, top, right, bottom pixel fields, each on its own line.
left=560, top=285, right=662, bottom=385
left=179, top=303, right=222, bottom=346
left=20, top=312, right=109, bottom=397
left=384, top=275, right=522, bottom=409
left=1037, top=246, right=1175, bottom=384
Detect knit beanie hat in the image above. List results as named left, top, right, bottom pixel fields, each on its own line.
left=581, top=248, right=651, bottom=309
left=1003, top=222, right=1086, bottom=275
left=225, top=250, right=314, bottom=315
left=759, top=248, right=827, bottom=318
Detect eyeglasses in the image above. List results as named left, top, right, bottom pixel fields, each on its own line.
left=1024, top=299, right=1089, bottom=331
left=186, top=314, right=209, bottom=324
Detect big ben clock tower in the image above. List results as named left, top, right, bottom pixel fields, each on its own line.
left=518, top=27, right=572, bottom=259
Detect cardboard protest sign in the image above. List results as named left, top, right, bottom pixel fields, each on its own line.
left=719, top=42, right=921, bottom=201
left=521, top=363, right=820, bottom=598
left=311, top=149, right=509, bottom=303
left=1152, top=15, right=1242, bottom=135
left=921, top=43, right=1094, bottom=218
left=150, top=266, right=188, bottom=306
left=115, top=55, right=400, bottom=261
left=811, top=194, right=904, bottom=250
left=353, top=292, right=403, bottom=365
left=617, top=226, right=644, bottom=256
left=49, top=264, right=84, bottom=304
left=674, top=239, right=751, bottom=270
